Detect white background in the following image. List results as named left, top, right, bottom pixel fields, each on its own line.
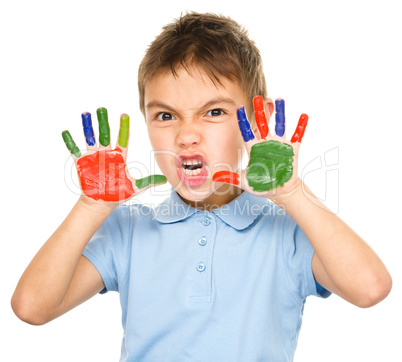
left=1, top=0, right=401, bottom=361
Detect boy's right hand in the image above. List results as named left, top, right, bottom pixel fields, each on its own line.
left=62, top=107, right=167, bottom=207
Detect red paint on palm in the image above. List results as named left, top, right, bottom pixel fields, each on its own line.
left=77, top=149, right=135, bottom=201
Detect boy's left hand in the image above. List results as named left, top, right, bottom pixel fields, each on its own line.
left=212, top=97, right=308, bottom=202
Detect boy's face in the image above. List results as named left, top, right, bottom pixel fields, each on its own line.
left=144, top=65, right=249, bottom=203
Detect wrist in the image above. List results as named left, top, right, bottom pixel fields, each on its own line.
left=272, top=181, right=331, bottom=217
left=76, top=195, right=117, bottom=217
left=270, top=178, right=304, bottom=207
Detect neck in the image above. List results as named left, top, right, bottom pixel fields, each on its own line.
left=178, top=184, right=244, bottom=212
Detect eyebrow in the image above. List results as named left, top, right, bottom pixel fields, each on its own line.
left=146, top=97, right=237, bottom=113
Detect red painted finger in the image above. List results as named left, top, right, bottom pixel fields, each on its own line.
left=291, top=114, right=309, bottom=143
left=253, top=96, right=269, bottom=139
left=212, top=171, right=240, bottom=186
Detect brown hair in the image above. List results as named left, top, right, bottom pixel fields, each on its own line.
left=138, top=12, right=267, bottom=118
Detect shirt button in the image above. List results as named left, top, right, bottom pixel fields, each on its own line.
left=198, top=237, right=207, bottom=246
left=202, top=218, right=210, bottom=226
left=196, top=262, right=206, bottom=272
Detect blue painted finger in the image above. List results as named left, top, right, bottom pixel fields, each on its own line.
left=82, top=112, right=96, bottom=146
left=275, top=99, right=285, bottom=137
left=237, top=106, right=255, bottom=142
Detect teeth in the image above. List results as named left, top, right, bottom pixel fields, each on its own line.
left=181, top=159, right=203, bottom=166
left=183, top=167, right=202, bottom=176
left=182, top=160, right=202, bottom=166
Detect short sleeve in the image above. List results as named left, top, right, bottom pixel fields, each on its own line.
left=281, top=214, right=331, bottom=302
left=83, top=205, right=132, bottom=294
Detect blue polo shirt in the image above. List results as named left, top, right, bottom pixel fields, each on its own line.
left=83, top=189, right=330, bottom=361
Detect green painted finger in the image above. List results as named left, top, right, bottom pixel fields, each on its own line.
left=62, top=130, right=81, bottom=157
left=97, top=107, right=110, bottom=147
left=118, top=114, right=130, bottom=148
left=135, top=175, right=167, bottom=189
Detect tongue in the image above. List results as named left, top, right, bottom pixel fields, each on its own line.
left=184, top=163, right=203, bottom=170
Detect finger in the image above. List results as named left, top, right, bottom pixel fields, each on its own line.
left=237, top=106, right=258, bottom=152
left=81, top=112, right=97, bottom=151
left=62, top=130, right=81, bottom=158
left=116, top=114, right=130, bottom=158
left=253, top=96, right=269, bottom=139
left=212, top=171, right=241, bottom=186
left=291, top=114, right=309, bottom=143
left=97, top=107, right=111, bottom=149
left=275, top=99, right=286, bottom=138
left=135, top=174, right=167, bottom=190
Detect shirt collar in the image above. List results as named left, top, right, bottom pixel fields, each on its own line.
left=153, top=189, right=199, bottom=223
left=153, top=188, right=270, bottom=230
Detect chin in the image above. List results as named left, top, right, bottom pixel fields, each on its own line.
left=174, top=181, right=215, bottom=202
left=165, top=161, right=216, bottom=202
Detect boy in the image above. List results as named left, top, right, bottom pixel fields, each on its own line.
left=12, top=12, right=392, bottom=361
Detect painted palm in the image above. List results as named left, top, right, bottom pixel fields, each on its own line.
left=62, top=107, right=166, bottom=202
left=213, top=96, right=308, bottom=198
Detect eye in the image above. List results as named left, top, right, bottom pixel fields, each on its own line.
left=206, top=108, right=225, bottom=117
left=156, top=112, right=175, bottom=121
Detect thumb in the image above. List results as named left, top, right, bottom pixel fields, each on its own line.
left=212, top=171, right=241, bottom=187
left=135, top=174, right=167, bottom=190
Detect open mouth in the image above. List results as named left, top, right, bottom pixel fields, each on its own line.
left=181, top=159, right=203, bottom=175
left=177, top=154, right=208, bottom=186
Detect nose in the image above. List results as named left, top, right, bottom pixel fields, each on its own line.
left=176, top=121, right=201, bottom=148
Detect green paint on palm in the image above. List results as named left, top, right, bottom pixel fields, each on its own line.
left=62, top=130, right=81, bottom=158
left=118, top=114, right=129, bottom=148
left=97, top=107, right=110, bottom=147
left=135, top=175, right=167, bottom=189
left=246, top=140, right=294, bottom=192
